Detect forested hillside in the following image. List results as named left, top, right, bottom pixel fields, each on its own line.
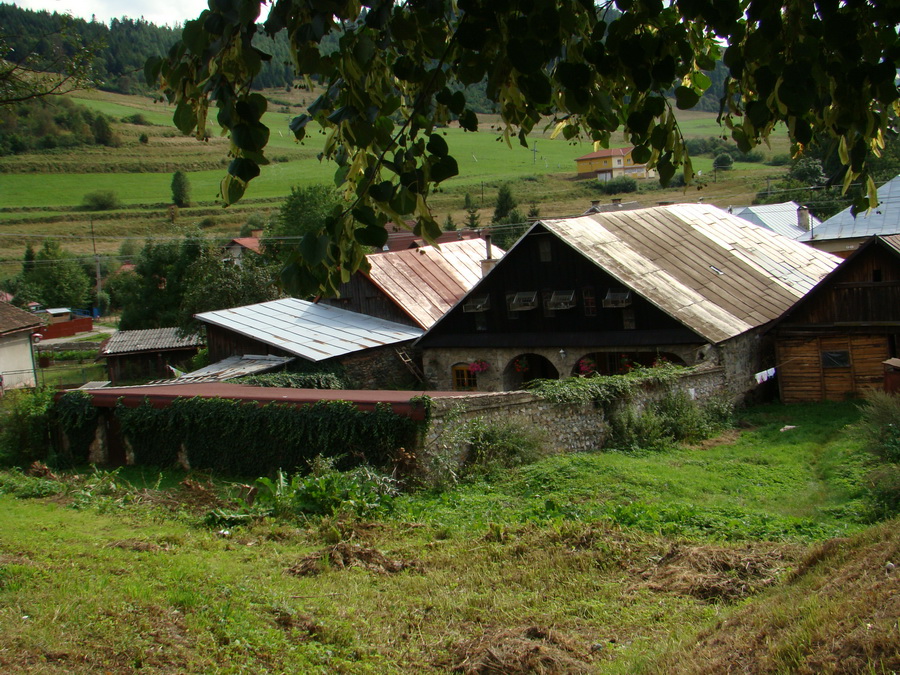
left=0, top=4, right=295, bottom=94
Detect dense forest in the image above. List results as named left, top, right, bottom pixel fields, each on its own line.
left=0, top=3, right=295, bottom=95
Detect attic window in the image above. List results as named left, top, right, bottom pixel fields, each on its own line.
left=508, top=291, right=538, bottom=311
left=463, top=295, right=491, bottom=313
left=709, top=265, right=725, bottom=275
left=547, top=290, right=576, bottom=310
left=602, top=289, right=632, bottom=308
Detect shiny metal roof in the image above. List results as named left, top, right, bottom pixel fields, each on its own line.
left=799, top=174, right=900, bottom=242
left=366, top=239, right=502, bottom=328
left=730, top=201, right=818, bottom=240
left=540, top=203, right=840, bottom=344
left=196, top=298, right=423, bottom=362
left=178, top=354, right=294, bottom=382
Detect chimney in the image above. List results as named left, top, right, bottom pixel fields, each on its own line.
left=590, top=200, right=600, bottom=207
left=611, top=198, right=621, bottom=205
left=481, top=233, right=498, bottom=276
left=797, top=205, right=811, bottom=231
left=251, top=228, right=263, bottom=238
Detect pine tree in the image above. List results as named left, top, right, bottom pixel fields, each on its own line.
left=171, top=171, right=191, bottom=208
left=443, top=213, right=457, bottom=231
left=465, top=207, right=480, bottom=229
left=492, top=184, right=517, bottom=224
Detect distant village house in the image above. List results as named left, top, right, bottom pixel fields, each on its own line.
left=574, top=147, right=655, bottom=181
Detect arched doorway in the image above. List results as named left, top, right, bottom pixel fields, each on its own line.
left=503, top=353, right=559, bottom=390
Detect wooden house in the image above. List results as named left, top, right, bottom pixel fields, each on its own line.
left=574, top=147, right=655, bottom=181
left=771, top=235, right=900, bottom=402
left=416, top=204, right=839, bottom=397
left=100, top=328, right=203, bottom=385
left=0, top=302, right=42, bottom=390
left=320, top=238, right=502, bottom=329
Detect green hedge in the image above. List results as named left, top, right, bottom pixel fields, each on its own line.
left=112, top=396, right=420, bottom=475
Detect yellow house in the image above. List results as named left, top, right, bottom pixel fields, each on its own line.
left=574, top=147, right=655, bottom=181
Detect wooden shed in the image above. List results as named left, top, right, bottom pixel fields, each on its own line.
left=772, top=235, right=900, bottom=402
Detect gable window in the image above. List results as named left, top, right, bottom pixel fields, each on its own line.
left=822, top=350, right=851, bottom=368
left=538, top=239, right=552, bottom=263
left=582, top=287, right=597, bottom=317
left=452, top=365, right=477, bottom=390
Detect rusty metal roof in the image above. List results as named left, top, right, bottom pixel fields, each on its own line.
left=365, top=239, right=502, bottom=328
left=101, top=328, right=203, bottom=356
left=540, top=203, right=840, bottom=344
left=70, top=382, right=470, bottom=419
left=196, top=298, right=423, bottom=361
left=0, top=301, right=42, bottom=337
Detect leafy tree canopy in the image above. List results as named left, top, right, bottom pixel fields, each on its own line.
left=150, top=0, right=900, bottom=296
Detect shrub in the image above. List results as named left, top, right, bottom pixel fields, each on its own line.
left=0, top=388, right=55, bottom=466
left=867, top=465, right=900, bottom=518
left=857, top=390, right=900, bottom=463
left=594, top=176, right=638, bottom=195
left=81, top=190, right=121, bottom=211
left=463, top=418, right=546, bottom=477
left=713, top=153, right=734, bottom=170
left=233, top=371, right=348, bottom=389
left=767, top=153, right=792, bottom=166
left=121, top=113, right=149, bottom=125
left=138, top=133, right=149, bottom=144
left=171, top=170, right=191, bottom=208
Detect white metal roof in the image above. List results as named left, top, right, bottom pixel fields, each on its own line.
left=730, top=201, right=818, bottom=240
left=196, top=298, right=423, bottom=362
left=540, top=203, right=840, bottom=344
left=799, top=174, right=900, bottom=242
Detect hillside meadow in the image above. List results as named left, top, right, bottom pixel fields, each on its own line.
left=0, top=400, right=897, bottom=673
left=0, top=90, right=791, bottom=278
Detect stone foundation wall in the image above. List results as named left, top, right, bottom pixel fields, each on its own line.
left=423, top=363, right=727, bottom=456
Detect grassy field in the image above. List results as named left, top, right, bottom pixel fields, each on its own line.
left=0, top=89, right=791, bottom=278
left=1, top=400, right=895, bottom=673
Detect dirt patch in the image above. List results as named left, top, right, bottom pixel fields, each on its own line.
left=286, top=542, right=420, bottom=577
left=688, top=428, right=742, bottom=450
left=450, top=626, right=594, bottom=674
left=272, top=610, right=324, bottom=638
left=632, top=542, right=801, bottom=602
left=106, top=539, right=168, bottom=553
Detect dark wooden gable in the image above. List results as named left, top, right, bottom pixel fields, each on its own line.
left=322, top=273, right=418, bottom=328
left=775, top=236, right=900, bottom=331
left=418, top=224, right=701, bottom=349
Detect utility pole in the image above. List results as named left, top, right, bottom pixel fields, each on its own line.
left=90, top=217, right=101, bottom=318
left=532, top=141, right=538, bottom=164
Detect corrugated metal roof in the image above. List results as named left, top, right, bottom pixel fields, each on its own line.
left=365, top=239, right=502, bottom=328
left=799, top=175, right=900, bottom=242
left=70, top=382, right=469, bottom=419
left=196, top=298, right=423, bottom=362
left=178, top=354, right=294, bottom=382
left=730, top=201, right=818, bottom=240
left=540, top=203, right=840, bottom=344
left=0, top=301, right=42, bottom=337
left=101, top=328, right=203, bottom=356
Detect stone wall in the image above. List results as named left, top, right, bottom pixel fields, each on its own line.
left=423, top=363, right=727, bottom=456
left=338, top=343, right=423, bottom=390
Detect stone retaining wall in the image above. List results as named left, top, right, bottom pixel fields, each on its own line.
left=423, top=364, right=727, bottom=456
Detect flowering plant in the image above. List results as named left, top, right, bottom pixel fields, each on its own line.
left=576, top=357, right=596, bottom=375
left=513, top=356, right=529, bottom=373
left=468, top=359, right=490, bottom=373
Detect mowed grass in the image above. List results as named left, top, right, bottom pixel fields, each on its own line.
left=0, top=399, right=881, bottom=673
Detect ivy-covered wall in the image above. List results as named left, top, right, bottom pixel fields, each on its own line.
left=57, top=393, right=423, bottom=476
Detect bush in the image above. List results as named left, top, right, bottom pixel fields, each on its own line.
left=0, top=388, right=55, bottom=466
left=857, top=390, right=900, bottom=463
left=81, top=190, right=121, bottom=211
left=233, top=371, right=348, bottom=389
left=463, top=418, right=546, bottom=477
left=594, top=176, right=638, bottom=195
left=713, top=153, right=734, bottom=170
left=867, top=465, right=900, bottom=518
left=138, top=133, right=149, bottom=144
left=121, top=113, right=149, bottom=125
left=767, top=153, right=792, bottom=166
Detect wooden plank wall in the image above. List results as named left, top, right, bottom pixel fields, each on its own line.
left=777, top=335, right=889, bottom=402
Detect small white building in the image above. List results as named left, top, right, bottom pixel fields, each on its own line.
left=0, top=302, right=42, bottom=391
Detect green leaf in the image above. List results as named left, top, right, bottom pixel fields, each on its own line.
left=228, top=158, right=260, bottom=183
left=390, top=186, right=416, bottom=215
left=430, top=155, right=459, bottom=183
left=299, top=232, right=330, bottom=265
left=231, top=122, right=270, bottom=152
left=173, top=101, right=197, bottom=135
left=355, top=224, right=389, bottom=248
left=674, top=86, right=701, bottom=110
left=369, top=181, right=395, bottom=203
left=220, top=174, right=246, bottom=205
left=426, top=133, right=449, bottom=157
left=631, top=144, right=652, bottom=164
left=508, top=39, right=544, bottom=74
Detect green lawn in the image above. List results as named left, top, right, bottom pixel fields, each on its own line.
left=0, top=399, right=880, bottom=673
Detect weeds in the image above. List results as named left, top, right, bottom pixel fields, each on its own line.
left=856, top=391, right=900, bottom=517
